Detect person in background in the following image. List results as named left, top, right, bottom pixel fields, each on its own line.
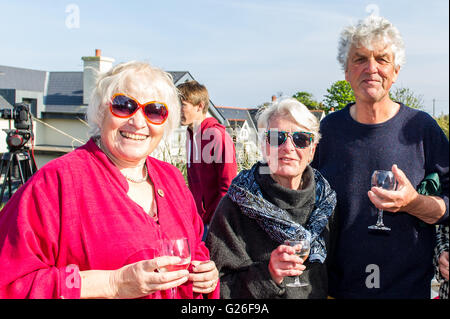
left=0, top=61, right=219, bottom=299
left=434, top=224, right=449, bottom=299
left=206, top=98, right=336, bottom=298
left=177, top=81, right=237, bottom=239
left=312, top=16, right=449, bottom=298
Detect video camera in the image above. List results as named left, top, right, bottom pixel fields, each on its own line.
left=0, top=102, right=33, bottom=151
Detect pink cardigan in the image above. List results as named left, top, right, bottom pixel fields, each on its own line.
left=0, top=139, right=219, bottom=299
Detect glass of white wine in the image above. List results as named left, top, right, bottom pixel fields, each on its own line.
left=284, top=235, right=310, bottom=287
left=368, top=170, right=397, bottom=232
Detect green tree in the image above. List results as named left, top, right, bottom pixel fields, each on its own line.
left=292, top=91, right=320, bottom=110
left=323, top=80, right=355, bottom=111
left=389, top=87, right=425, bottom=110
left=435, top=114, right=449, bottom=139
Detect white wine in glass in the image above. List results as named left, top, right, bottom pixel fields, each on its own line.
left=284, top=237, right=310, bottom=287
left=368, top=170, right=397, bottom=232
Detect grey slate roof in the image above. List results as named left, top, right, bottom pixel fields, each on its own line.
left=44, top=71, right=190, bottom=114
left=168, top=71, right=191, bottom=83
left=216, top=106, right=258, bottom=130
left=248, top=108, right=259, bottom=128
left=0, top=65, right=47, bottom=92
left=46, top=72, right=83, bottom=106
left=0, top=95, right=13, bottom=109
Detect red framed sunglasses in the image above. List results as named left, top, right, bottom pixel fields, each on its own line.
left=109, top=93, right=169, bottom=125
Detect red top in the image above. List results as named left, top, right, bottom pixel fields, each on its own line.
left=186, top=117, right=237, bottom=224
left=0, top=138, right=219, bottom=299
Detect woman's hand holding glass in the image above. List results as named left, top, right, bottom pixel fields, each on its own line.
left=158, top=238, right=191, bottom=298
left=268, top=243, right=306, bottom=285
left=108, top=256, right=189, bottom=299
left=189, top=260, right=219, bottom=294
left=157, top=238, right=219, bottom=297
left=284, top=238, right=310, bottom=287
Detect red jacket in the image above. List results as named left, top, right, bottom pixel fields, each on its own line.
left=186, top=117, right=237, bottom=224
left=0, top=139, right=219, bottom=299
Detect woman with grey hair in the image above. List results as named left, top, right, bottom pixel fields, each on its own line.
left=206, top=98, right=336, bottom=299
left=312, top=15, right=449, bottom=298
left=0, top=61, right=219, bottom=299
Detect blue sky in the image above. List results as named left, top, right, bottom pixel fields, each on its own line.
left=0, top=0, right=448, bottom=115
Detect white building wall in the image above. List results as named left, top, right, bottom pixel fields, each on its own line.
left=34, top=118, right=89, bottom=147
left=32, top=118, right=90, bottom=168
left=0, top=119, right=13, bottom=153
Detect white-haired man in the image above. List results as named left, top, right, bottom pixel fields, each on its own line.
left=312, top=16, right=449, bottom=298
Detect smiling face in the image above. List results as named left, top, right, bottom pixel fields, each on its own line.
left=100, top=89, right=166, bottom=168
left=345, top=42, right=400, bottom=104
left=264, top=115, right=316, bottom=190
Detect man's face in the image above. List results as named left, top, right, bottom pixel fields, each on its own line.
left=180, top=100, right=202, bottom=128
left=345, top=43, right=400, bottom=104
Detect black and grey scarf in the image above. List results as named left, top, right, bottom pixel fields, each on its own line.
left=227, top=162, right=336, bottom=263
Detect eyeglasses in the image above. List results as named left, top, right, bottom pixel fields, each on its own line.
left=109, top=93, right=169, bottom=125
left=265, top=130, right=314, bottom=149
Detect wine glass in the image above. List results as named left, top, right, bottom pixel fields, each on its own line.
left=284, top=235, right=310, bottom=287
left=159, top=237, right=191, bottom=298
left=368, top=170, right=397, bottom=232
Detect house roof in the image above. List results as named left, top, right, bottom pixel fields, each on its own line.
left=247, top=108, right=259, bottom=129
left=0, top=65, right=227, bottom=122
left=310, top=110, right=325, bottom=122
left=0, top=95, right=13, bottom=109
left=46, top=72, right=83, bottom=106
left=216, top=106, right=259, bottom=130
left=0, top=65, right=47, bottom=92
left=167, top=71, right=191, bottom=83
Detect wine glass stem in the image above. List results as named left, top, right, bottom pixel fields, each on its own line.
left=376, top=209, right=384, bottom=226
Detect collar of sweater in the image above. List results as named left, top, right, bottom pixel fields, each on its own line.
left=255, top=163, right=316, bottom=216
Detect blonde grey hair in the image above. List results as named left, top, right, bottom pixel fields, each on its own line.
left=337, top=15, right=406, bottom=71
left=256, top=98, right=321, bottom=153
left=86, top=61, right=180, bottom=138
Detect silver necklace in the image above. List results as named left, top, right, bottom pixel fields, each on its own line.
left=95, top=137, right=149, bottom=183
left=123, top=165, right=148, bottom=183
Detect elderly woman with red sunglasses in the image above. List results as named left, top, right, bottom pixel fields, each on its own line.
left=0, top=61, right=219, bottom=299
left=206, top=98, right=336, bottom=299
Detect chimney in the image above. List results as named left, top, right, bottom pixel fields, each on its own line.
left=271, top=95, right=277, bottom=102
left=81, top=49, right=115, bottom=105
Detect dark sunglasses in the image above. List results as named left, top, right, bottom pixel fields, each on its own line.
left=109, top=93, right=169, bottom=125
left=265, top=130, right=314, bottom=149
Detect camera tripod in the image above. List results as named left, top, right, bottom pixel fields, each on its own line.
left=0, top=148, right=35, bottom=204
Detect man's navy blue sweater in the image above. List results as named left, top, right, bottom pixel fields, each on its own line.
left=312, top=103, right=449, bottom=298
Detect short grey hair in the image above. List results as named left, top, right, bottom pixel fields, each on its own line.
left=86, top=61, right=180, bottom=138
left=337, top=15, right=406, bottom=71
left=256, top=98, right=321, bottom=151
